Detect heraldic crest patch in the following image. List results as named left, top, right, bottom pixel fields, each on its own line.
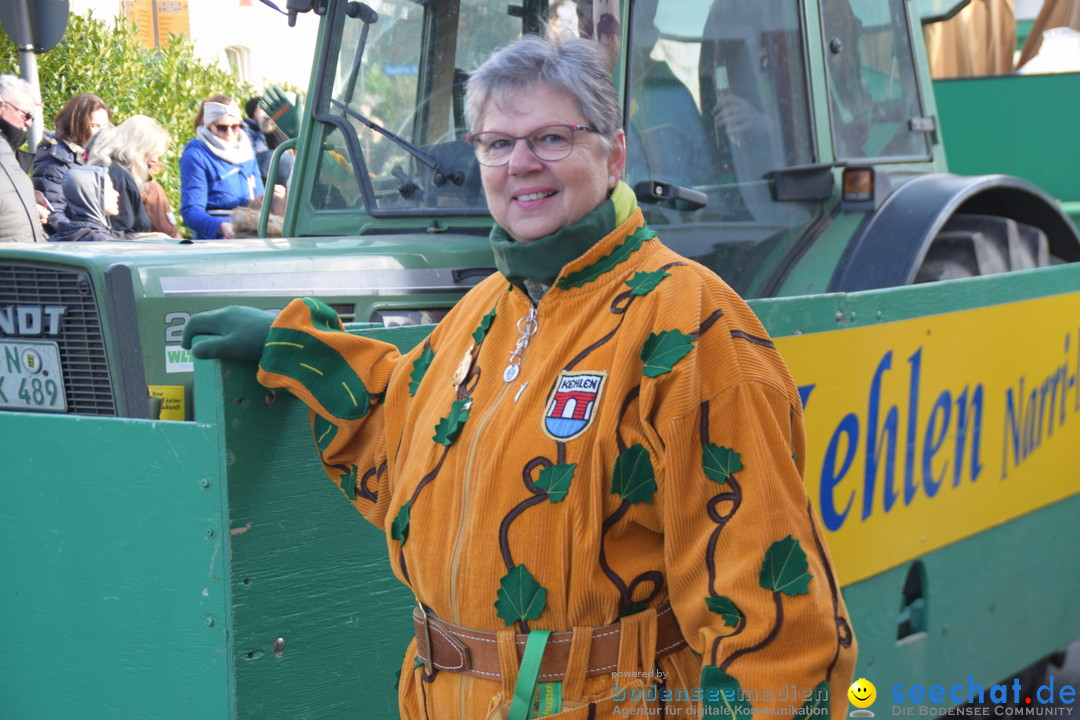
left=543, top=371, right=607, bottom=441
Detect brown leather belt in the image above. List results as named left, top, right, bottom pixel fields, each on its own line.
left=413, top=602, right=687, bottom=681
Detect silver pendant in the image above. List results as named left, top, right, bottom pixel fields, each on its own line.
left=503, top=364, right=520, bottom=383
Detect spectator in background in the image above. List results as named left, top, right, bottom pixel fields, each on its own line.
left=141, top=154, right=182, bottom=238
left=0, top=74, right=46, bottom=242
left=179, top=95, right=264, bottom=239
left=88, top=114, right=175, bottom=237
left=32, top=93, right=111, bottom=233
left=244, top=95, right=293, bottom=187
left=50, top=165, right=120, bottom=242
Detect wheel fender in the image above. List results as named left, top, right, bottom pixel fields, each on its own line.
left=828, top=173, right=1080, bottom=292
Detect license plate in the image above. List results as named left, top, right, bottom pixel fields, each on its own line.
left=0, top=340, right=68, bottom=412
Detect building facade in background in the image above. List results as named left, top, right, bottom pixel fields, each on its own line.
left=70, top=0, right=319, bottom=91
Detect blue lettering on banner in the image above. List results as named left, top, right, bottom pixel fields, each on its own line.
left=1001, top=332, right=1079, bottom=479
left=383, top=64, right=419, bottom=76
left=808, top=346, right=985, bottom=532
left=809, top=331, right=1080, bottom=532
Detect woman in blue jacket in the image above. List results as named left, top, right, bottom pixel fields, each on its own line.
left=179, top=95, right=264, bottom=239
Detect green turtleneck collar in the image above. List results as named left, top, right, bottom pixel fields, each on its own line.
left=489, top=181, right=636, bottom=290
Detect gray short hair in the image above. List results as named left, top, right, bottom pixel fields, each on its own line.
left=0, top=75, right=37, bottom=105
left=465, top=34, right=621, bottom=150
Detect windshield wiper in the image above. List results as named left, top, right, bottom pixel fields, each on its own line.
left=331, top=99, right=466, bottom=187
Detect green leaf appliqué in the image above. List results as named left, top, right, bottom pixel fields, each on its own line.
left=701, top=665, right=754, bottom=715
left=535, top=463, right=576, bottom=503
left=703, top=443, right=743, bottom=484
left=625, top=269, right=670, bottom=296
left=640, top=329, right=694, bottom=378
left=705, top=595, right=743, bottom=628
left=556, top=225, right=656, bottom=290
left=472, top=308, right=497, bottom=345
left=338, top=465, right=358, bottom=501
left=314, top=415, right=338, bottom=452
left=611, top=444, right=657, bottom=504
left=433, top=400, right=471, bottom=446
left=408, top=345, right=435, bottom=396
left=391, top=503, right=410, bottom=546
left=759, top=535, right=814, bottom=596
left=495, top=564, right=547, bottom=626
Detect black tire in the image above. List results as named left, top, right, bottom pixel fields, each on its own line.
left=916, top=214, right=1052, bottom=283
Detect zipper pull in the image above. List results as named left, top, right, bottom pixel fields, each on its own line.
left=503, top=308, right=538, bottom=383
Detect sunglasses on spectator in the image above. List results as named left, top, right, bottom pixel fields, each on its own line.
left=212, top=123, right=243, bottom=134
left=2, top=100, right=34, bottom=124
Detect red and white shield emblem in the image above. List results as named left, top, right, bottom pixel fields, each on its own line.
left=544, top=371, right=606, bottom=441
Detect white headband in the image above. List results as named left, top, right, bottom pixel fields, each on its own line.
left=202, top=101, right=242, bottom=127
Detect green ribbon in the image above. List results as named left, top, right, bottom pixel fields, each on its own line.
left=507, top=630, right=554, bottom=720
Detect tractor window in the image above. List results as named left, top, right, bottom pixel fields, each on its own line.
left=822, top=0, right=931, bottom=160
left=625, top=0, right=819, bottom=297
left=311, top=0, right=525, bottom=215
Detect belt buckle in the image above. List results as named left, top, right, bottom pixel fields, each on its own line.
left=416, top=601, right=434, bottom=673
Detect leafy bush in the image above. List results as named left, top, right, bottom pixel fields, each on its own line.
left=0, top=12, right=255, bottom=233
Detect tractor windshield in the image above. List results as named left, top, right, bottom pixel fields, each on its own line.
left=624, top=0, right=820, bottom=296
left=310, top=0, right=536, bottom=217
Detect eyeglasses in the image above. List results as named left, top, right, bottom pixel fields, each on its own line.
left=466, top=124, right=596, bottom=167
left=2, top=100, right=34, bottom=124
left=211, top=123, right=243, bottom=134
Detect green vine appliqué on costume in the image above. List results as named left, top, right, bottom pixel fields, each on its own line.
left=301, top=296, right=346, bottom=331
left=262, top=326, right=371, bottom=419
left=611, top=444, right=657, bottom=504
left=641, top=329, right=695, bottom=378
left=556, top=225, right=658, bottom=289
left=760, top=535, right=813, bottom=596
left=495, top=564, right=547, bottom=626
left=705, top=596, right=744, bottom=629
left=337, top=464, right=358, bottom=501
left=534, top=463, right=576, bottom=503
left=472, top=307, right=497, bottom=344
left=391, top=503, right=410, bottom=546
left=703, top=443, right=743, bottom=484
left=625, top=269, right=670, bottom=296
left=702, top=666, right=755, bottom=717
left=408, top=344, right=435, bottom=397
left=433, top=399, right=471, bottom=446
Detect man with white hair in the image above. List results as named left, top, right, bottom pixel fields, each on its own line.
left=0, top=74, right=46, bottom=242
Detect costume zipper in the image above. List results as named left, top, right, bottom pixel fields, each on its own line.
left=449, top=300, right=541, bottom=625
left=446, top=296, right=540, bottom=717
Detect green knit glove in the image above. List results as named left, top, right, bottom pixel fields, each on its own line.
left=260, top=85, right=304, bottom=139
left=182, top=306, right=275, bottom=362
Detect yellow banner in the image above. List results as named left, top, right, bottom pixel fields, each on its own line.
left=776, top=291, right=1080, bottom=586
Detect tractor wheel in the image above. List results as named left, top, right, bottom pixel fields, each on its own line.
left=915, top=214, right=1053, bottom=283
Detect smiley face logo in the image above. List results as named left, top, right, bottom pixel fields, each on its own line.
left=848, top=678, right=877, bottom=709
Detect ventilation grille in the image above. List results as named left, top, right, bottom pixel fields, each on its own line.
left=0, top=263, right=116, bottom=415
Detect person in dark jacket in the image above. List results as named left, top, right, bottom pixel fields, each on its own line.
left=87, top=115, right=173, bottom=236
left=179, top=95, right=264, bottom=239
left=32, top=93, right=110, bottom=233
left=50, top=165, right=119, bottom=242
left=0, top=74, right=46, bottom=242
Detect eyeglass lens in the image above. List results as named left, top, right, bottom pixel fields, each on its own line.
left=469, top=124, right=581, bottom=166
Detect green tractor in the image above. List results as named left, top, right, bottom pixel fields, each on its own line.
left=3, top=0, right=1079, bottom=717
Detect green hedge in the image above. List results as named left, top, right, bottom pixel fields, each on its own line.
left=1, top=12, right=256, bottom=235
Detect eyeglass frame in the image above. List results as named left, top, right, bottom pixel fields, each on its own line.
left=465, top=123, right=597, bottom=167
left=1, top=99, right=34, bottom=124
left=211, top=122, right=243, bottom=134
